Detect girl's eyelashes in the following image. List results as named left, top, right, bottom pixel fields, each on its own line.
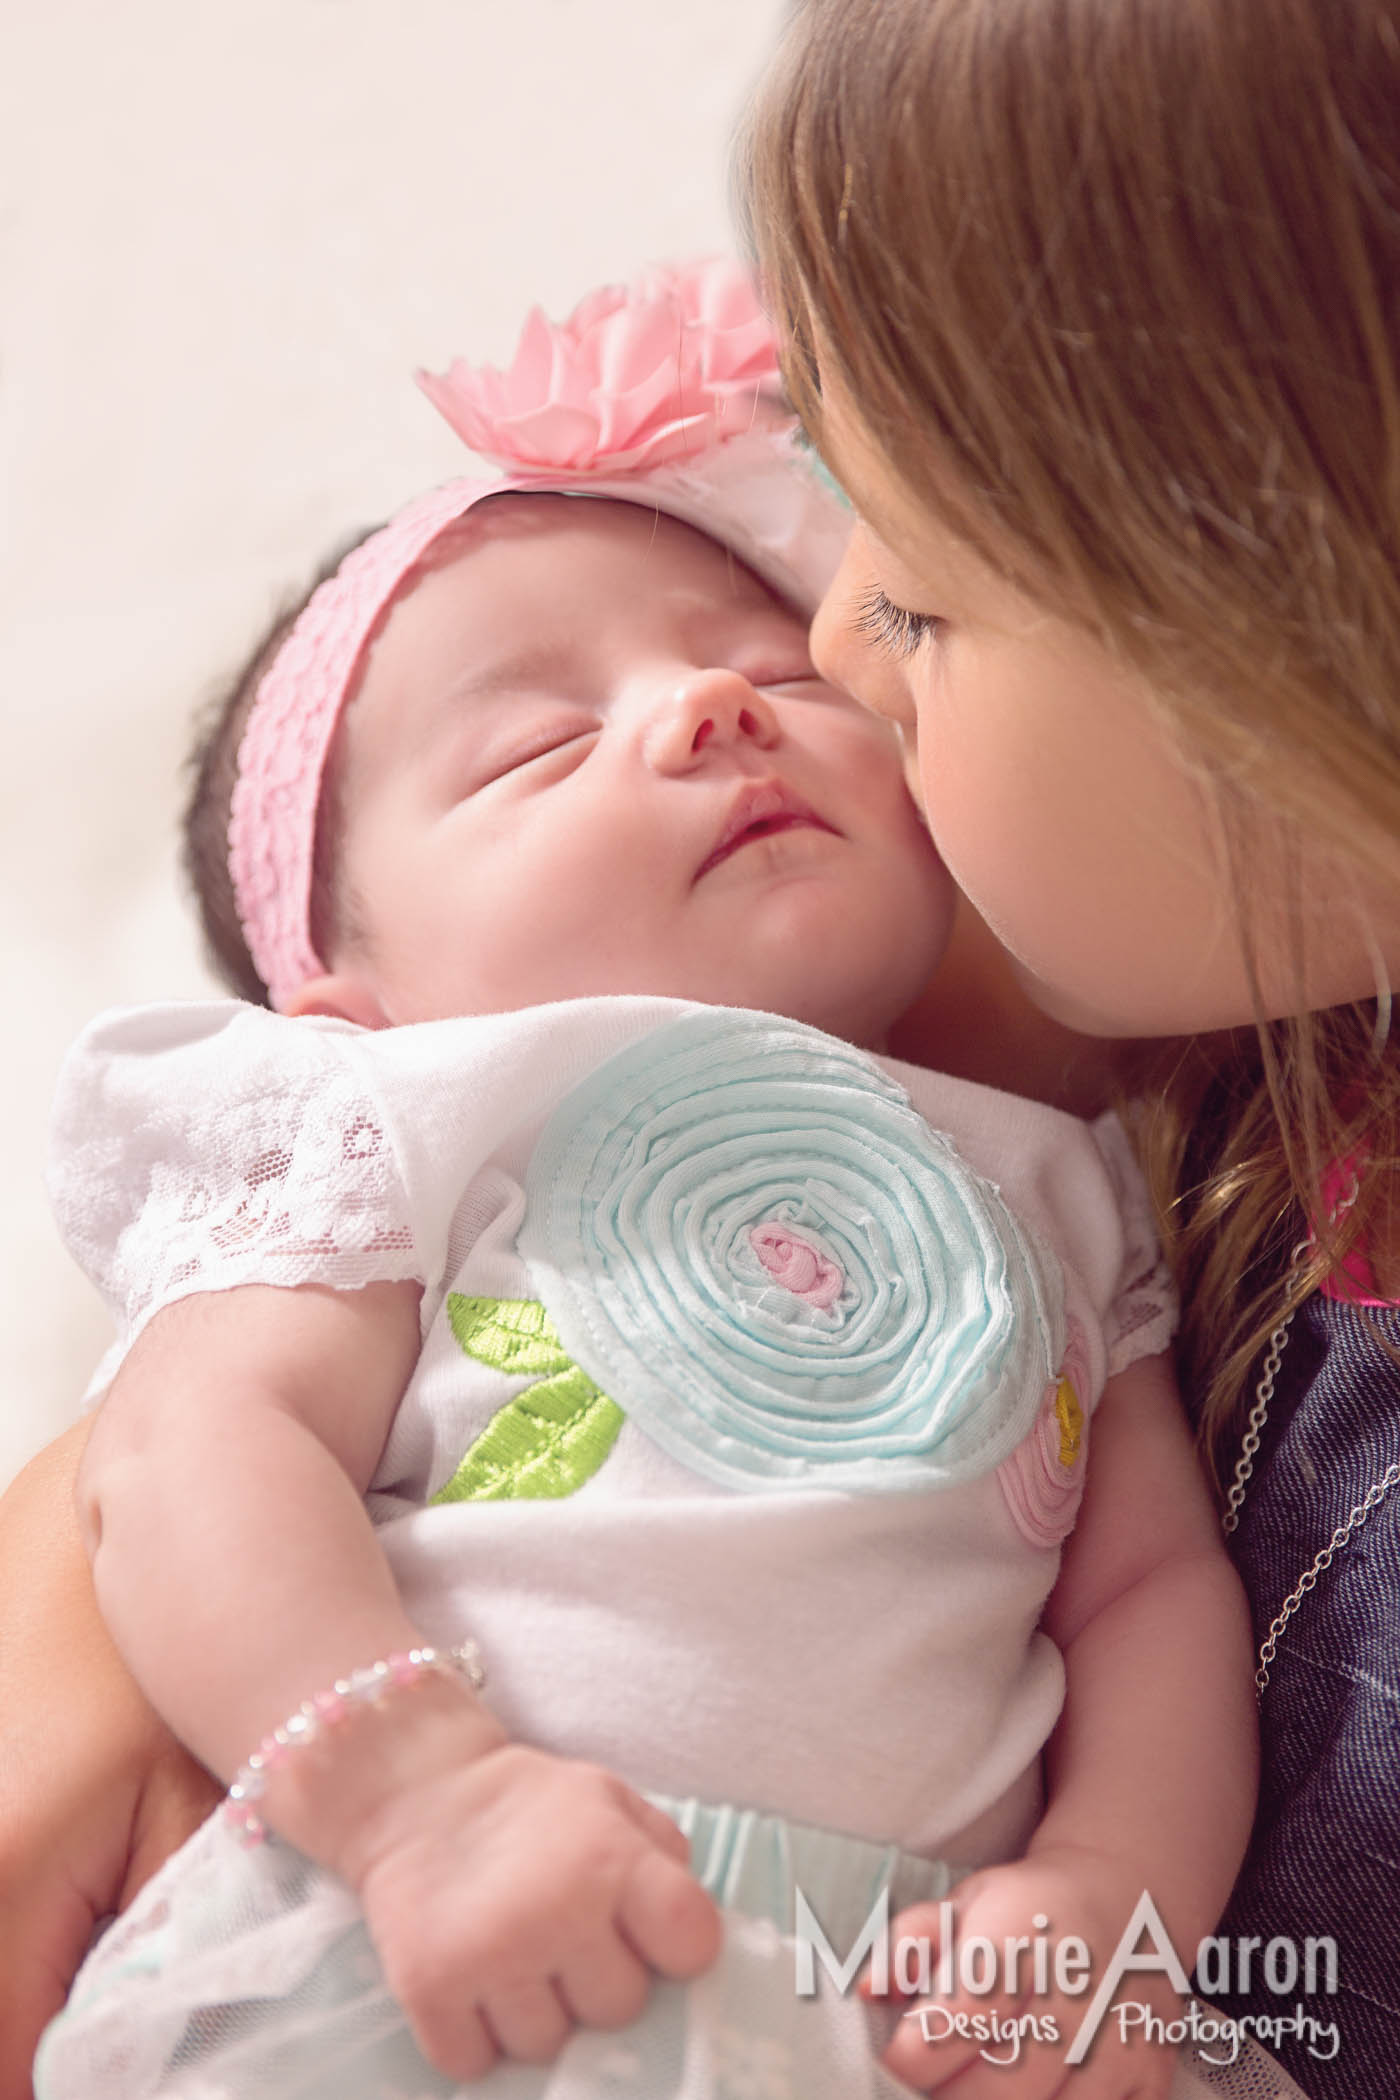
left=854, top=583, right=941, bottom=660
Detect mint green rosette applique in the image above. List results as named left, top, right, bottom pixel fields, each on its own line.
left=430, top=1295, right=623, bottom=1504
left=518, top=1011, right=1064, bottom=1496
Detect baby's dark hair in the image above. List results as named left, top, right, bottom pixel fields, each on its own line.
left=183, top=528, right=376, bottom=1005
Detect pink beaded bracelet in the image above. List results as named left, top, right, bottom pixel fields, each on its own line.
left=225, top=1641, right=486, bottom=1844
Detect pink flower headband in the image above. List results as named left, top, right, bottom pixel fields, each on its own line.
left=228, top=259, right=851, bottom=1011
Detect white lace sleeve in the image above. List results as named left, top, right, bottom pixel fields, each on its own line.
left=1089, top=1110, right=1179, bottom=1375
left=49, top=1002, right=424, bottom=1347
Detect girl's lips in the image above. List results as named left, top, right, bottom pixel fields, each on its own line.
left=694, top=781, right=839, bottom=880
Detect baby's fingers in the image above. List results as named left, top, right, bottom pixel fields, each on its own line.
left=404, top=1988, right=499, bottom=2086
left=881, top=2003, right=993, bottom=2092
left=558, top=1930, right=652, bottom=2029
left=618, top=1846, right=722, bottom=1981
left=1037, top=2027, right=1176, bottom=2100
left=617, top=1788, right=695, bottom=1867
left=481, top=1976, right=573, bottom=2066
left=884, top=1996, right=1178, bottom=2100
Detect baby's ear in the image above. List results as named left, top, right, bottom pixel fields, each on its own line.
left=281, top=972, right=390, bottom=1029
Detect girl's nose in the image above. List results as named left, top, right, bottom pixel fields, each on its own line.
left=642, top=667, right=782, bottom=773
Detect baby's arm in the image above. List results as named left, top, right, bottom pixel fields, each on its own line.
left=881, top=1352, right=1257, bottom=2099
left=0, top=1420, right=218, bottom=2100
left=77, top=1282, right=719, bottom=2081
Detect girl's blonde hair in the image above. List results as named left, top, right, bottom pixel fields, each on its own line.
left=741, top=0, right=1400, bottom=1476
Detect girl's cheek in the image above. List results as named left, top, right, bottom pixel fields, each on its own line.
left=864, top=655, right=920, bottom=732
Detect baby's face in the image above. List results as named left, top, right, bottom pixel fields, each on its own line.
left=313, top=495, right=953, bottom=1048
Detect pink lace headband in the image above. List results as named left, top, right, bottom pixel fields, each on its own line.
left=228, top=259, right=851, bottom=1010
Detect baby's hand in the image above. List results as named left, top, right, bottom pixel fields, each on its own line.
left=268, top=1679, right=720, bottom=2083
left=871, top=1849, right=1185, bottom=2100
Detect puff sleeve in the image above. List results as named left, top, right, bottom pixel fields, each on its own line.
left=48, top=1002, right=426, bottom=1353
left=1089, top=1110, right=1178, bottom=1376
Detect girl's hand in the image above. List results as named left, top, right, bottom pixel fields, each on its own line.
left=0, top=1420, right=220, bottom=2100
left=872, top=1851, right=1183, bottom=2100
left=262, top=1676, right=721, bottom=2083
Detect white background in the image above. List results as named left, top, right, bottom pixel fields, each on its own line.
left=0, top=0, right=791, bottom=1486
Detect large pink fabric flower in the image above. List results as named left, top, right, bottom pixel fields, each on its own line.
left=417, top=258, right=790, bottom=477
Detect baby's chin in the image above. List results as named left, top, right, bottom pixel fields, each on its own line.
left=693, top=929, right=954, bottom=1051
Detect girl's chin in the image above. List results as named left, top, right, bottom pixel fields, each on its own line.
left=1007, top=958, right=1194, bottom=1042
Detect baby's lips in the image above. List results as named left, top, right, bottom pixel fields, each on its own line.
left=694, top=779, right=836, bottom=881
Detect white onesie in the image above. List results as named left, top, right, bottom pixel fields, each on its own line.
left=51, top=992, right=1174, bottom=1858
left=39, top=994, right=1183, bottom=2100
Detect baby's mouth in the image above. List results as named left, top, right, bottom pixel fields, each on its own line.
left=694, top=781, right=839, bottom=881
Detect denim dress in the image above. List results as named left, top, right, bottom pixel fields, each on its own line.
left=1215, top=1292, right=1400, bottom=2098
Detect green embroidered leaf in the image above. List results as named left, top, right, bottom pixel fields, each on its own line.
left=447, top=1293, right=574, bottom=1379
left=433, top=1294, right=624, bottom=1504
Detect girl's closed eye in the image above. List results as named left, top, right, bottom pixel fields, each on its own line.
left=854, top=584, right=941, bottom=661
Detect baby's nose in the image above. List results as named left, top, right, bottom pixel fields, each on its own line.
left=643, top=668, right=781, bottom=772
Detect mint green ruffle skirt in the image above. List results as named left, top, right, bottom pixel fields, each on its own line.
left=35, top=1792, right=1305, bottom=2100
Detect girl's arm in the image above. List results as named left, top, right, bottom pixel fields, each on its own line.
left=0, top=1419, right=219, bottom=2100
left=76, top=1282, right=718, bottom=2081
left=880, top=1353, right=1257, bottom=2099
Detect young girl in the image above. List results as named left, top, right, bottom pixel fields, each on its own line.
left=30, top=267, right=1258, bottom=2100
left=742, top=4, right=1400, bottom=2096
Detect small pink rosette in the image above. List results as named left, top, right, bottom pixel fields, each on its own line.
left=749, top=1221, right=846, bottom=1312
left=996, top=1319, right=1092, bottom=1549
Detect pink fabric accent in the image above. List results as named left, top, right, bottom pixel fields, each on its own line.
left=228, top=476, right=512, bottom=1009
left=226, top=262, right=849, bottom=1012
left=1315, top=1151, right=1396, bottom=1305
left=996, top=1318, right=1092, bottom=1550
left=418, top=257, right=788, bottom=478
left=749, top=1222, right=845, bottom=1309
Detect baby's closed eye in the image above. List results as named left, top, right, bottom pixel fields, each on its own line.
left=472, top=719, right=601, bottom=789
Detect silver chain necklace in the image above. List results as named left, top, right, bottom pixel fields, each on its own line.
left=1223, top=1234, right=1400, bottom=1695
